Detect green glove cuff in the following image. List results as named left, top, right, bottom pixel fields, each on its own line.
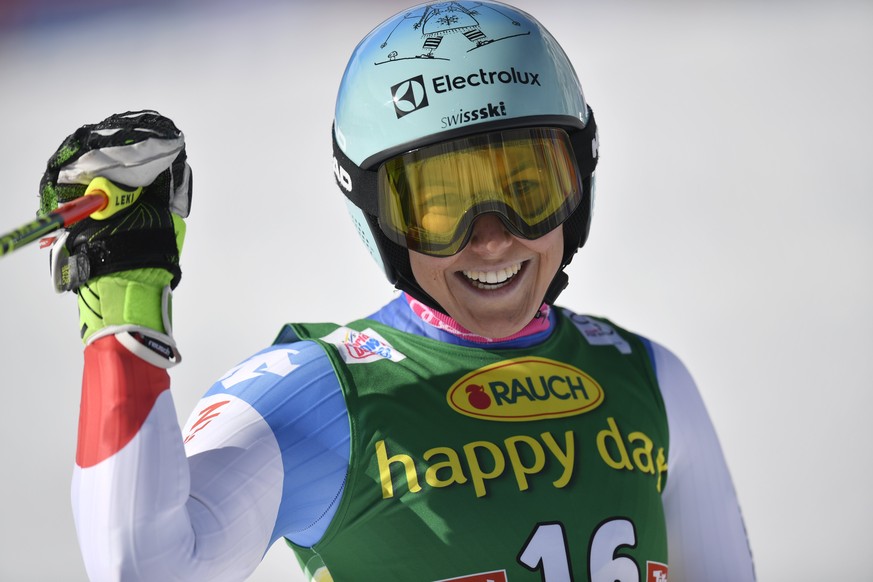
left=77, top=268, right=174, bottom=343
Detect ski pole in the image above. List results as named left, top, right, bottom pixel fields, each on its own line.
left=0, top=192, right=109, bottom=258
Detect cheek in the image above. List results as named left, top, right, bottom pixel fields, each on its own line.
left=532, top=229, right=564, bottom=269
left=409, top=251, right=449, bottom=286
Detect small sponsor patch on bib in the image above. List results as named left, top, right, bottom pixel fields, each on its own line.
left=647, top=561, right=669, bottom=582
left=566, top=312, right=632, bottom=354
left=321, top=327, right=406, bottom=364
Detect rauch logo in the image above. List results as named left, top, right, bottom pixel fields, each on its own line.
left=446, top=356, right=604, bottom=422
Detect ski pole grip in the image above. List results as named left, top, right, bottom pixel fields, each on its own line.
left=82, top=177, right=141, bottom=222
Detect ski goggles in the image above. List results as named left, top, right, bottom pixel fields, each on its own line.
left=376, top=127, right=584, bottom=256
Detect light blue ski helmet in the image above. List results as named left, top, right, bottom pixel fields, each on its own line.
left=333, top=0, right=599, bottom=309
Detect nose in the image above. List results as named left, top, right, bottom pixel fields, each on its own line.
left=467, top=213, right=513, bottom=256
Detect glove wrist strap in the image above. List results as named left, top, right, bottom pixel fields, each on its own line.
left=54, top=228, right=181, bottom=292
left=87, top=326, right=181, bottom=369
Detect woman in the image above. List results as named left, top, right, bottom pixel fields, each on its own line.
left=43, top=2, right=754, bottom=580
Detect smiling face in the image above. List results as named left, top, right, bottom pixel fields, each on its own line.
left=409, top=214, right=564, bottom=339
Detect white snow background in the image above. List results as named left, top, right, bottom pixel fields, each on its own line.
left=1, top=0, right=871, bottom=580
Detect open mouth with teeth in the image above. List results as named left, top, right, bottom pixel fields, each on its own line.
left=461, top=262, right=523, bottom=290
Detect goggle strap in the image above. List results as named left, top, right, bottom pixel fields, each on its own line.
left=570, top=107, right=598, bottom=178
left=332, top=124, right=380, bottom=216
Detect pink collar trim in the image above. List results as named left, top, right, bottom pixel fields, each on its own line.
left=404, top=294, right=552, bottom=344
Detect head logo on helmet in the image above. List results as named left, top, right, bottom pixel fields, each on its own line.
left=333, top=1, right=599, bottom=313
left=332, top=156, right=352, bottom=192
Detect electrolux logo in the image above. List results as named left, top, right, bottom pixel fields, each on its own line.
left=391, top=75, right=429, bottom=118
left=432, top=67, right=541, bottom=93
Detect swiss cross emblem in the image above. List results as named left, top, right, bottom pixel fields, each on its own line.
left=647, top=561, right=669, bottom=582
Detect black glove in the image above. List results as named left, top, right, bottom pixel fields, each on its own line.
left=39, top=110, right=192, bottom=292
left=39, top=111, right=192, bottom=361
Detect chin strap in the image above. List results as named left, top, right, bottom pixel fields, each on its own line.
left=393, top=264, right=446, bottom=314
left=542, top=270, right=569, bottom=307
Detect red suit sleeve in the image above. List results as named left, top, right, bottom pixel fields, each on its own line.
left=76, top=335, right=170, bottom=468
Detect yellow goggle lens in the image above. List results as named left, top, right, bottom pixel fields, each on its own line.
left=377, top=127, right=582, bottom=256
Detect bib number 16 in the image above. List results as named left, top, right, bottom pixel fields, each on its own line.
left=517, top=518, right=639, bottom=582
